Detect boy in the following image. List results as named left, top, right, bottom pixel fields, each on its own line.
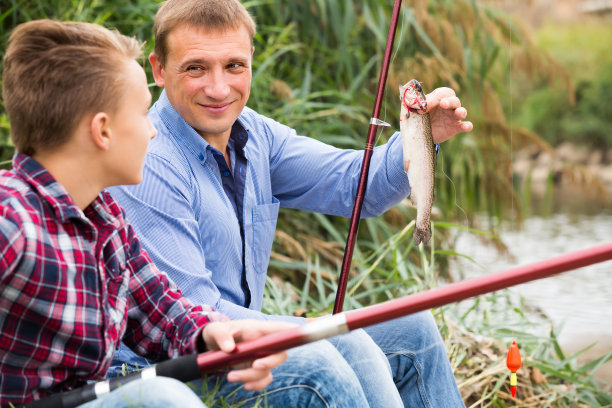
left=0, top=19, right=367, bottom=407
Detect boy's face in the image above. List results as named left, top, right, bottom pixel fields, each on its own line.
left=105, top=59, right=156, bottom=185
left=150, top=23, right=253, bottom=144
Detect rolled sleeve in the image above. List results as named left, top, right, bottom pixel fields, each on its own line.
left=265, top=113, right=410, bottom=218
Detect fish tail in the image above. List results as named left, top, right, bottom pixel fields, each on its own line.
left=413, top=224, right=432, bottom=245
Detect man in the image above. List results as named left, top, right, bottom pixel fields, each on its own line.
left=111, top=0, right=473, bottom=406
left=0, top=19, right=369, bottom=407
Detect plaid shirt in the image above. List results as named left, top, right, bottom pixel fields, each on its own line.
left=0, top=154, right=227, bottom=405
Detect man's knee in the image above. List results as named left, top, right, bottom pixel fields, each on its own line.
left=270, top=342, right=367, bottom=407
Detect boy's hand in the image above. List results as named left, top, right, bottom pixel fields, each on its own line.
left=202, top=320, right=296, bottom=390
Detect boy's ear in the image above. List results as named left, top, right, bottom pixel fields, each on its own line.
left=90, top=112, right=111, bottom=151
left=149, top=52, right=165, bottom=87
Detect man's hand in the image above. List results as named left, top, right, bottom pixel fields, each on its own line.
left=202, top=320, right=295, bottom=391
left=425, top=87, right=473, bottom=144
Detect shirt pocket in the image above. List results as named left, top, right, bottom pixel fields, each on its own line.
left=251, top=198, right=280, bottom=274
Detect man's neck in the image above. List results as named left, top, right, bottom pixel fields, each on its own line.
left=200, top=132, right=232, bottom=171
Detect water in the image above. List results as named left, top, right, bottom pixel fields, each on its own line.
left=451, top=207, right=612, bottom=383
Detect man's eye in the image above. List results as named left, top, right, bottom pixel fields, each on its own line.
left=188, top=66, right=202, bottom=71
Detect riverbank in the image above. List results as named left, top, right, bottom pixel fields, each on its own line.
left=513, top=142, right=612, bottom=205
left=453, top=212, right=612, bottom=392
left=454, top=150, right=612, bottom=391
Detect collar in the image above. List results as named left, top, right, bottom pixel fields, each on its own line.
left=11, top=153, right=118, bottom=227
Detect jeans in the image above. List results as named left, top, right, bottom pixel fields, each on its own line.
left=110, top=311, right=464, bottom=407
left=107, top=341, right=368, bottom=407
left=110, top=335, right=401, bottom=408
left=326, top=329, right=403, bottom=407
left=363, top=311, right=465, bottom=407
left=78, top=377, right=206, bottom=408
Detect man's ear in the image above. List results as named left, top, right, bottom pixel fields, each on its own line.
left=149, top=52, right=165, bottom=87
left=90, top=112, right=111, bottom=151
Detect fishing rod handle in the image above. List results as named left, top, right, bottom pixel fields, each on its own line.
left=24, top=353, right=200, bottom=408
left=197, top=315, right=350, bottom=373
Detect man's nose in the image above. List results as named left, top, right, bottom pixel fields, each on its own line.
left=203, top=70, right=230, bottom=100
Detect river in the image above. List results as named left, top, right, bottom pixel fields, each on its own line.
left=450, top=192, right=612, bottom=387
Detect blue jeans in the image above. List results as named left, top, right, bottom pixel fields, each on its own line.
left=363, top=311, right=465, bottom=407
left=78, top=377, right=206, bottom=408
left=110, top=336, right=400, bottom=407
left=107, top=341, right=368, bottom=407
left=110, top=311, right=464, bottom=407
left=326, top=329, right=403, bottom=407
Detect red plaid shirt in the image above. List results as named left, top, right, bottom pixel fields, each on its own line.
left=0, top=154, right=227, bottom=405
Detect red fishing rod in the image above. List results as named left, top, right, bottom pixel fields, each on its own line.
left=333, top=0, right=404, bottom=314
left=26, top=242, right=612, bottom=408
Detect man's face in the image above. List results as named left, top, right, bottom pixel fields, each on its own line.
left=151, top=24, right=253, bottom=143
left=106, top=59, right=156, bottom=186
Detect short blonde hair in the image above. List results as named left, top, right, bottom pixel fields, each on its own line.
left=154, top=0, right=256, bottom=67
left=2, top=20, right=144, bottom=156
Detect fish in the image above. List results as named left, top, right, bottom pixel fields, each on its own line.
left=399, top=79, right=435, bottom=246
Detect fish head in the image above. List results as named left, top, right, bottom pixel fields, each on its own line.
left=400, top=79, right=427, bottom=114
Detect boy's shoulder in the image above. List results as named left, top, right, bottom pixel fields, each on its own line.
left=0, top=169, right=35, bottom=234
left=0, top=168, right=31, bottom=193
left=0, top=169, right=35, bottom=209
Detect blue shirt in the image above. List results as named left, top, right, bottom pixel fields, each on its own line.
left=109, top=90, right=411, bottom=323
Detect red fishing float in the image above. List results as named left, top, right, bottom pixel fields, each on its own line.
left=506, top=341, right=522, bottom=398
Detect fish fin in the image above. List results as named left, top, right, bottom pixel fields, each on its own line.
left=404, top=159, right=410, bottom=173
left=409, top=193, right=417, bottom=207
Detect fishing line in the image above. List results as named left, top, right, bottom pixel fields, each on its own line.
left=508, top=0, right=515, bottom=226
left=505, top=0, right=520, bottom=394
left=439, top=160, right=469, bottom=227
left=374, top=3, right=408, bottom=148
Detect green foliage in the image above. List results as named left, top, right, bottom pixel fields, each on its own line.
left=0, top=112, right=12, bottom=168
left=518, top=87, right=570, bottom=146
left=515, top=20, right=612, bottom=148
left=567, top=66, right=612, bottom=147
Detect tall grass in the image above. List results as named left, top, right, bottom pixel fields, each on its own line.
left=1, top=0, right=609, bottom=405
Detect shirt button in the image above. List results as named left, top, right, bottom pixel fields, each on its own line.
left=223, top=171, right=231, bottom=177
left=198, top=153, right=205, bottom=161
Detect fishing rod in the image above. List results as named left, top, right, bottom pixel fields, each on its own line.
left=25, top=241, right=612, bottom=408
left=333, top=0, right=404, bottom=314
